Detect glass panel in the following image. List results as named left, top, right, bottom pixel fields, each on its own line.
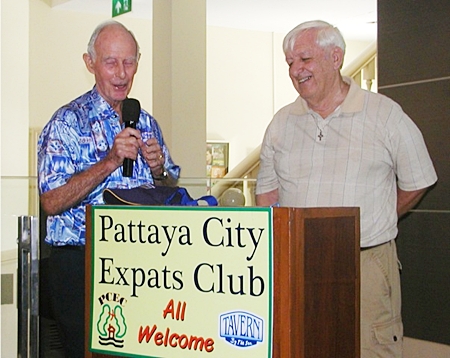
left=1, top=176, right=257, bottom=251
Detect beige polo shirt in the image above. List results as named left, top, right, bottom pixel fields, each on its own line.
left=256, top=77, right=437, bottom=247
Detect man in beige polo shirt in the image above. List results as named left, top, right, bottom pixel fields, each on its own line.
left=256, top=20, right=437, bottom=357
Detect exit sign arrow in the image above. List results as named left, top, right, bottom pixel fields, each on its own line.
left=112, top=0, right=132, bottom=18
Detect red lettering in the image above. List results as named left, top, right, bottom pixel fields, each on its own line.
left=179, top=334, right=188, bottom=349
left=163, top=299, right=175, bottom=319
left=169, top=333, right=179, bottom=347
left=164, top=327, right=170, bottom=346
left=181, top=301, right=186, bottom=321
left=137, top=324, right=215, bottom=353
left=137, top=325, right=156, bottom=343
left=155, top=332, right=163, bottom=346
left=205, top=338, right=214, bottom=353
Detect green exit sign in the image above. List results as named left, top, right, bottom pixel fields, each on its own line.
left=112, top=0, right=132, bottom=17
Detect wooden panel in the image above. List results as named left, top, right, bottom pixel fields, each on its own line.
left=378, top=0, right=450, bottom=86
left=272, top=207, right=302, bottom=357
left=379, top=80, right=450, bottom=210
left=85, top=206, right=95, bottom=358
left=378, top=0, right=450, bottom=346
left=272, top=207, right=360, bottom=358
left=86, top=207, right=360, bottom=357
left=397, top=212, right=450, bottom=345
left=304, top=216, right=359, bottom=357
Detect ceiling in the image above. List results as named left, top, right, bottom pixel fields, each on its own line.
left=54, top=0, right=377, bottom=41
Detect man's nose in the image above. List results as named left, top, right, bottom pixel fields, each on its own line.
left=290, top=62, right=302, bottom=77
left=115, top=63, right=126, bottom=79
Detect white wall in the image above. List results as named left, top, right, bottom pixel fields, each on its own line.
left=1, top=0, right=30, bottom=251
left=0, top=0, right=154, bottom=255
left=29, top=0, right=153, bottom=130
left=207, top=27, right=275, bottom=169
left=1, top=0, right=374, bottom=256
left=1, top=1, right=29, bottom=357
left=1, top=0, right=29, bottom=177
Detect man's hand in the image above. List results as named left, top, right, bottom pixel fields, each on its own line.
left=139, top=137, right=165, bottom=177
left=256, top=189, right=279, bottom=207
left=107, top=126, right=141, bottom=167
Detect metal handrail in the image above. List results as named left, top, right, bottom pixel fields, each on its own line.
left=17, top=216, right=39, bottom=358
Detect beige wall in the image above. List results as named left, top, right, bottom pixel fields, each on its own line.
left=29, top=0, right=153, bottom=130
left=207, top=27, right=275, bottom=168
left=1, top=0, right=29, bottom=177
left=153, top=0, right=207, bottom=179
left=1, top=0, right=31, bottom=258
left=0, top=3, right=372, bottom=261
left=1, top=0, right=154, bottom=253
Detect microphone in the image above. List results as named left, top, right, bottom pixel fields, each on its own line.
left=122, top=98, right=141, bottom=177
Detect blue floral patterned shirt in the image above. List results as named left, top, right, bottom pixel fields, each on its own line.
left=37, top=87, right=180, bottom=246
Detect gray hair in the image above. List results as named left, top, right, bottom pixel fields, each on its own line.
left=283, top=20, right=346, bottom=55
left=87, top=20, right=140, bottom=60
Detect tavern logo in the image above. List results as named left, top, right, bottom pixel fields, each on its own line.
left=96, top=292, right=128, bottom=349
left=219, top=310, right=264, bottom=348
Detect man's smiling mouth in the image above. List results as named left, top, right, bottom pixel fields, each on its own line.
left=299, top=76, right=312, bottom=84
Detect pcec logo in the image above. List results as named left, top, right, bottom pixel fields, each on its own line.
left=96, top=292, right=128, bottom=349
left=219, top=310, right=264, bottom=348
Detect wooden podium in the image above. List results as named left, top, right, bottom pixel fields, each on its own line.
left=85, top=206, right=360, bottom=358
left=271, top=207, right=360, bottom=357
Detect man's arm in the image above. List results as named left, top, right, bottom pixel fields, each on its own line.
left=397, top=186, right=428, bottom=218
left=40, top=157, right=118, bottom=215
left=40, top=127, right=139, bottom=215
left=256, top=189, right=279, bottom=207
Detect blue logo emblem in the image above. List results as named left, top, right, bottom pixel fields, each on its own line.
left=219, top=311, right=264, bottom=348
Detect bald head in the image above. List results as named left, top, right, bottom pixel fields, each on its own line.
left=87, top=20, right=140, bottom=61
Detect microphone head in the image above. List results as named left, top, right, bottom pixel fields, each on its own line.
left=122, top=98, right=141, bottom=125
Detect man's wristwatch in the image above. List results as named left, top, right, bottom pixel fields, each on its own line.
left=153, top=167, right=168, bottom=181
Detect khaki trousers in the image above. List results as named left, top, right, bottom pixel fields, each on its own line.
left=361, top=240, right=403, bottom=357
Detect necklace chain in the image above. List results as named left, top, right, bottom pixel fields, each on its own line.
left=312, top=114, right=329, bottom=142
left=311, top=106, right=341, bottom=141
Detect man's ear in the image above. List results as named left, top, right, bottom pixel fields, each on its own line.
left=83, top=53, right=95, bottom=74
left=331, top=47, right=344, bottom=70
left=136, top=53, right=141, bottom=69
